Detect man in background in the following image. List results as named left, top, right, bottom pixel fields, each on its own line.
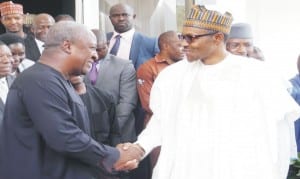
left=136, top=30, right=184, bottom=176
left=107, top=3, right=159, bottom=70
left=86, top=29, right=137, bottom=145
left=0, top=1, right=25, bottom=38
left=108, top=4, right=159, bottom=178
left=25, top=13, right=55, bottom=62
left=226, top=22, right=264, bottom=61
left=0, top=41, right=13, bottom=123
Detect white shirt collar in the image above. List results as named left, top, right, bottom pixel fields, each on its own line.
left=112, top=28, right=135, bottom=41
left=0, top=77, right=9, bottom=103
left=35, top=38, right=44, bottom=54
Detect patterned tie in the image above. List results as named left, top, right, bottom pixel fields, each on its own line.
left=89, top=61, right=99, bottom=85
left=110, top=34, right=121, bottom=55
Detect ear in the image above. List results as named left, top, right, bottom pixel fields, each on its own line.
left=132, top=14, right=136, bottom=19
left=61, top=40, right=72, bottom=54
left=213, top=32, right=224, bottom=45
left=30, top=26, right=34, bottom=34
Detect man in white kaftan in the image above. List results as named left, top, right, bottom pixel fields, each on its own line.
left=120, top=5, right=300, bottom=179
left=137, top=54, right=299, bottom=179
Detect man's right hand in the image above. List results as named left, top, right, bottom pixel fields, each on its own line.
left=114, top=143, right=145, bottom=171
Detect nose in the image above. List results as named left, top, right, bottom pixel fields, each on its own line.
left=10, top=18, right=16, bottom=24
left=182, top=39, right=189, bottom=48
left=237, top=45, right=248, bottom=56
left=91, top=50, right=98, bottom=61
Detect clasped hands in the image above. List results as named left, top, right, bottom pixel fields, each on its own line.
left=114, top=143, right=145, bottom=171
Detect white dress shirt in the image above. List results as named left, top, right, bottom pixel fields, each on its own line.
left=35, top=38, right=44, bottom=54
left=108, top=28, right=135, bottom=60
left=0, top=77, right=9, bottom=103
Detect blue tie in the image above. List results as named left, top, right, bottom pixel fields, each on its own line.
left=110, top=34, right=121, bottom=55
left=89, top=61, right=99, bottom=85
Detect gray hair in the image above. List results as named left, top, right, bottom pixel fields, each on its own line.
left=44, top=21, right=93, bottom=48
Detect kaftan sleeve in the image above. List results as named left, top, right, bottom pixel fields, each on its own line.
left=136, top=76, right=163, bottom=156
left=256, top=62, right=300, bottom=178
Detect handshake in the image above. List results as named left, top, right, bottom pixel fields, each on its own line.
left=113, top=143, right=145, bottom=171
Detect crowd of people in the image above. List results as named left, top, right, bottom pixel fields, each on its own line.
left=0, top=1, right=300, bottom=179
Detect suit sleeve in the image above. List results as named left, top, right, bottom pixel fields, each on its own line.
left=116, top=62, right=138, bottom=135
left=22, top=78, right=119, bottom=173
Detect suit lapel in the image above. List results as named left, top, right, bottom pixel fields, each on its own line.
left=0, top=98, right=4, bottom=111
left=129, top=32, right=141, bottom=68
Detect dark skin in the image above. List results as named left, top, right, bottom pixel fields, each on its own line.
left=158, top=31, right=184, bottom=64
left=0, top=45, right=13, bottom=78
left=1, top=13, right=25, bottom=38
left=109, top=3, right=136, bottom=33
left=40, top=30, right=98, bottom=80
left=31, top=13, right=55, bottom=42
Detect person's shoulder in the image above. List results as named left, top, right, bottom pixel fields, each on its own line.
left=107, top=54, right=135, bottom=70
left=137, top=57, right=155, bottom=73
left=155, top=59, right=187, bottom=79
left=24, top=34, right=35, bottom=42
left=109, top=54, right=132, bottom=65
left=134, top=32, right=157, bottom=41
left=139, top=57, right=156, bottom=67
left=86, top=84, right=114, bottom=104
left=229, top=54, right=264, bottom=68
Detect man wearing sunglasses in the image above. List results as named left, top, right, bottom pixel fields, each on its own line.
left=120, top=5, right=300, bottom=179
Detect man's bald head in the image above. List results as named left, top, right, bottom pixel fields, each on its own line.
left=32, top=13, right=55, bottom=42
left=158, top=31, right=178, bottom=50
left=109, top=3, right=136, bottom=33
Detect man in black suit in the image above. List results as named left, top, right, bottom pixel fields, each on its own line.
left=0, top=41, right=13, bottom=123
left=24, top=13, right=55, bottom=61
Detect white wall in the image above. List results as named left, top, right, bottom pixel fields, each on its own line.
left=206, top=0, right=300, bottom=79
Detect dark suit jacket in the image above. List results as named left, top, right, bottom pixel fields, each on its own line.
left=80, top=84, right=121, bottom=146
left=85, top=54, right=138, bottom=143
left=0, top=99, right=4, bottom=124
left=107, top=32, right=159, bottom=70
left=24, top=34, right=41, bottom=62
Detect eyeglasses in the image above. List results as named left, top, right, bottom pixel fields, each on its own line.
left=181, top=32, right=217, bottom=43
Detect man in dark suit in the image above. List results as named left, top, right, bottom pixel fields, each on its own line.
left=24, top=13, right=55, bottom=61
left=0, top=41, right=13, bottom=123
left=0, top=21, right=143, bottom=179
left=86, top=29, right=137, bottom=145
left=107, top=4, right=158, bottom=178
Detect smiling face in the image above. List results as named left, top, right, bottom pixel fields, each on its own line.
left=0, top=44, right=13, bottom=77
left=32, top=14, right=55, bottom=42
left=182, top=26, right=218, bottom=62
left=69, top=31, right=98, bottom=76
left=8, top=42, right=25, bottom=72
left=1, top=13, right=24, bottom=33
